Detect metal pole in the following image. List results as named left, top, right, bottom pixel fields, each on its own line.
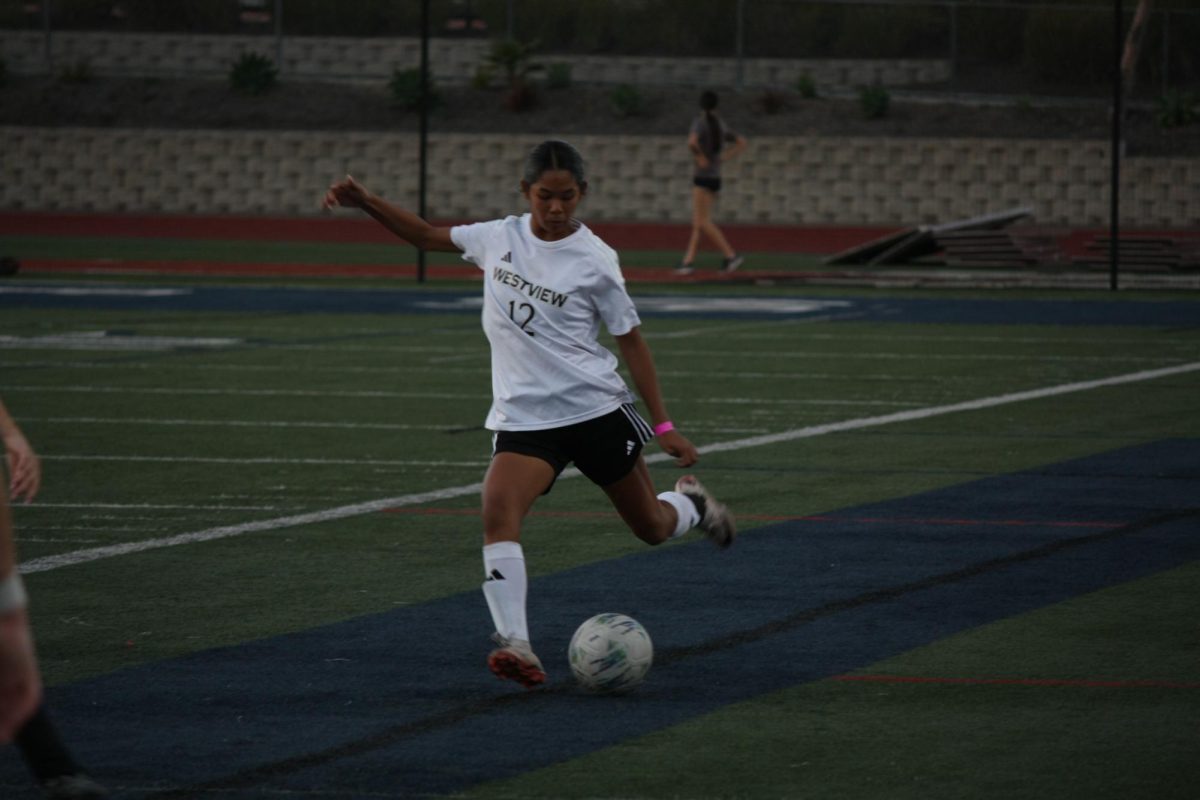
left=275, top=0, right=284, bottom=74
left=418, top=0, right=430, bottom=284
left=42, top=0, right=52, bottom=75
left=735, top=0, right=745, bottom=90
left=1109, top=0, right=1122, bottom=291
left=947, top=1, right=958, bottom=82
left=1161, top=10, right=1169, bottom=93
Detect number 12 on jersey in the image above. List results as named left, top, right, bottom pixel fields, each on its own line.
left=508, top=301, right=536, bottom=336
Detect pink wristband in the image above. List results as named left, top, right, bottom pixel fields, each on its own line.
left=653, top=421, right=675, bottom=436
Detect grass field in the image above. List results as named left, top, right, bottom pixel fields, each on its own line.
left=0, top=228, right=1198, bottom=798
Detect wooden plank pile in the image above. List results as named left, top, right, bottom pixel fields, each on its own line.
left=824, top=207, right=1036, bottom=267
left=937, top=228, right=1061, bottom=269
left=824, top=207, right=1200, bottom=275
left=1071, top=237, right=1200, bottom=273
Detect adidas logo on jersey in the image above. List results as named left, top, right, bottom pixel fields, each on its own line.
left=501, top=252, right=512, bottom=263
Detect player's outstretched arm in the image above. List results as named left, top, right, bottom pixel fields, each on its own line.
left=322, top=175, right=461, bottom=253
left=615, top=328, right=698, bottom=468
left=722, top=134, right=748, bottom=163
left=0, top=399, right=39, bottom=504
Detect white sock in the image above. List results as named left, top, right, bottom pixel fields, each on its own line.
left=658, top=490, right=701, bottom=538
left=481, top=541, right=529, bottom=642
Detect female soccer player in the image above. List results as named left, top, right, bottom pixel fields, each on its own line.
left=323, top=139, right=735, bottom=688
left=677, top=90, right=748, bottom=275
left=1, top=397, right=108, bottom=798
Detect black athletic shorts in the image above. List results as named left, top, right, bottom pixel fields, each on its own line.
left=492, top=404, right=654, bottom=493
left=693, top=176, right=722, bottom=193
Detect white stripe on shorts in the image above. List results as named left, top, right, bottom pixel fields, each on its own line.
left=620, top=403, right=654, bottom=444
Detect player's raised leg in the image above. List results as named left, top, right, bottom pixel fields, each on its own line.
left=602, top=458, right=735, bottom=548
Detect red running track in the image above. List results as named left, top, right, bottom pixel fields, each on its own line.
left=0, top=210, right=893, bottom=253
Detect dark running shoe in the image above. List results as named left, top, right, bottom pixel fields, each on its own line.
left=720, top=254, right=744, bottom=273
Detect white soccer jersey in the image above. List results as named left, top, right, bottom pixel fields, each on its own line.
left=450, top=214, right=642, bottom=431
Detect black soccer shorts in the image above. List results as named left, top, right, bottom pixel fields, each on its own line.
left=492, top=403, right=654, bottom=492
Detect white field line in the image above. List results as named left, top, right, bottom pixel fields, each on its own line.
left=28, top=417, right=455, bottom=432
left=0, top=361, right=916, bottom=382
left=659, top=350, right=1182, bottom=364
left=5, top=385, right=485, bottom=400
left=688, top=361, right=1200, bottom=456
left=5, top=349, right=1182, bottom=365
left=27, top=502, right=281, bottom=511
left=42, top=455, right=489, bottom=467
left=5, top=361, right=1086, bottom=384
left=20, top=484, right=486, bottom=574
left=744, top=332, right=1200, bottom=346
left=695, top=397, right=921, bottom=407
left=20, top=360, right=1200, bottom=576
left=648, top=317, right=828, bottom=340
left=7, top=385, right=919, bottom=407
left=2, top=361, right=491, bottom=374
left=21, top=416, right=768, bottom=435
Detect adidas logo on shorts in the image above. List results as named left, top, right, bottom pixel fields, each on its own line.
left=626, top=440, right=635, bottom=455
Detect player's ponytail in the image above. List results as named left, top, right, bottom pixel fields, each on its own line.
left=700, top=90, right=721, bottom=156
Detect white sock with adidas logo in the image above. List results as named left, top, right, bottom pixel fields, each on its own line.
left=482, top=540, right=530, bottom=642
left=658, top=491, right=701, bottom=538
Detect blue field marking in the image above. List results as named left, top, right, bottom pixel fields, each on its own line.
left=3, top=282, right=1200, bottom=326
left=0, top=440, right=1197, bottom=798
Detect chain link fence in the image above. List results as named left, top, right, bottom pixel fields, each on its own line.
left=3, top=0, right=1197, bottom=97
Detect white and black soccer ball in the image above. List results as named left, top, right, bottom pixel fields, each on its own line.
left=568, top=612, right=653, bottom=693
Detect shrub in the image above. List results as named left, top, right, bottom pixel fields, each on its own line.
left=484, top=38, right=544, bottom=111
left=389, top=67, right=441, bottom=111
left=1156, top=90, right=1199, bottom=129
left=796, top=72, right=817, bottom=99
left=609, top=83, right=644, bottom=118
left=58, top=58, right=94, bottom=85
left=471, top=64, right=494, bottom=90
left=229, top=52, right=277, bottom=96
left=546, top=62, right=572, bottom=90
left=755, top=89, right=788, bottom=115
left=859, top=84, right=890, bottom=119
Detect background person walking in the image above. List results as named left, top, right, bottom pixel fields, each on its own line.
left=677, top=90, right=747, bottom=275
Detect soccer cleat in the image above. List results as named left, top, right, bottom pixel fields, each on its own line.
left=41, top=773, right=109, bottom=799
left=675, top=475, right=736, bottom=549
left=674, top=261, right=695, bottom=276
left=488, top=633, right=547, bottom=688
left=720, top=254, right=744, bottom=273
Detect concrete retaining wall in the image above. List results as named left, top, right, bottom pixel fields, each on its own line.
left=1, top=127, right=1195, bottom=227
left=0, top=30, right=948, bottom=89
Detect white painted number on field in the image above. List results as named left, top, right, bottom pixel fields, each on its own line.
left=632, top=297, right=853, bottom=314
left=415, top=296, right=853, bottom=316
left=0, top=286, right=190, bottom=297
left=0, top=331, right=242, bottom=351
